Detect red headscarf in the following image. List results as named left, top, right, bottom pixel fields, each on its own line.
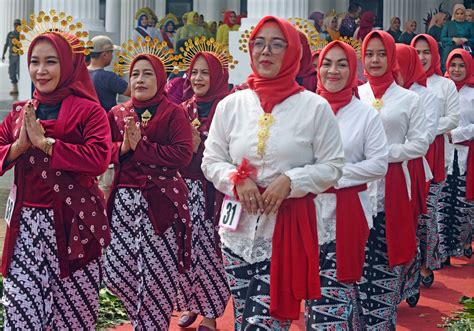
left=28, top=33, right=99, bottom=105
left=223, top=11, right=236, bottom=27
left=362, top=30, right=398, bottom=99
left=296, top=31, right=317, bottom=91
left=395, top=44, right=427, bottom=88
left=444, top=48, right=474, bottom=91
left=188, top=51, right=229, bottom=103
left=317, top=41, right=358, bottom=113
left=130, top=54, right=167, bottom=109
left=246, top=16, right=304, bottom=113
left=311, top=49, right=321, bottom=66
left=358, top=11, right=376, bottom=41
left=411, top=34, right=443, bottom=77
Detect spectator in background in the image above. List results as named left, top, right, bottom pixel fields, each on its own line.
left=133, top=13, right=152, bottom=42
left=88, top=36, right=130, bottom=112
left=428, top=12, right=447, bottom=43
left=387, top=16, right=402, bottom=42
left=209, top=21, right=218, bottom=39
left=175, top=12, right=210, bottom=48
left=399, top=20, right=418, bottom=45
left=2, top=19, right=21, bottom=95
left=466, top=9, right=473, bottom=22
left=175, top=12, right=188, bottom=41
left=324, top=14, right=341, bottom=42
left=441, top=4, right=474, bottom=72
left=161, top=19, right=176, bottom=49
left=340, top=2, right=362, bottom=37
left=309, top=11, right=325, bottom=33
left=354, top=11, right=375, bottom=41
left=217, top=11, right=240, bottom=46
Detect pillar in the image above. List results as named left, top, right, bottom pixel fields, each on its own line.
left=194, top=0, right=223, bottom=22
left=106, top=0, right=121, bottom=33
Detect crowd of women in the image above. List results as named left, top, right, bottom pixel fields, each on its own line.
left=0, top=6, right=472, bottom=331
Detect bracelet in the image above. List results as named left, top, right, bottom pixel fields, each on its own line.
left=229, top=158, right=257, bottom=185
left=13, top=141, right=25, bottom=154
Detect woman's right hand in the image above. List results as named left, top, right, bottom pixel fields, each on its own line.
left=235, top=178, right=264, bottom=214
left=120, top=117, right=131, bottom=155
left=191, top=125, right=201, bottom=153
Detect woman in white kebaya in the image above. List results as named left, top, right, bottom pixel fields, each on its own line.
left=305, top=40, right=388, bottom=330
left=411, top=34, right=459, bottom=286
left=438, top=49, right=473, bottom=263
left=356, top=30, right=429, bottom=330
left=201, top=16, right=345, bottom=330
left=395, top=43, right=440, bottom=307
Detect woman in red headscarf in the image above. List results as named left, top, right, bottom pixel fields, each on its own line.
left=202, top=16, right=345, bottom=329
left=353, top=11, right=375, bottom=41
left=437, top=49, right=474, bottom=264
left=411, top=34, right=460, bottom=286
left=216, top=11, right=240, bottom=46
left=395, top=43, right=441, bottom=308
left=296, top=31, right=317, bottom=91
left=103, top=52, right=193, bottom=329
left=305, top=40, right=388, bottom=330
left=355, top=30, right=429, bottom=329
left=175, top=52, right=231, bottom=330
left=0, top=28, right=111, bottom=328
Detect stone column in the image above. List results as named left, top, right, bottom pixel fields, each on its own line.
left=226, top=0, right=241, bottom=14
left=120, top=0, right=156, bottom=44
left=383, top=0, right=419, bottom=31
left=155, top=0, right=167, bottom=21
left=229, top=0, right=309, bottom=84
left=106, top=0, right=121, bottom=33
left=34, top=0, right=104, bottom=31
left=194, top=0, right=223, bottom=22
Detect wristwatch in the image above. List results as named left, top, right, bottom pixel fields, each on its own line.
left=43, top=137, right=56, bottom=154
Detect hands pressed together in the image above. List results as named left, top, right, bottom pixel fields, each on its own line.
left=234, top=174, right=291, bottom=215
left=120, top=116, right=142, bottom=155
left=13, top=101, right=50, bottom=156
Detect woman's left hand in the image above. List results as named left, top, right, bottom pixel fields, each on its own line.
left=261, top=174, right=291, bottom=215
left=126, top=119, right=142, bottom=151
left=24, top=102, right=46, bottom=148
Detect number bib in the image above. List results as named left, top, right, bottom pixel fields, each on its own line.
left=5, top=183, right=17, bottom=227
left=218, top=195, right=243, bottom=231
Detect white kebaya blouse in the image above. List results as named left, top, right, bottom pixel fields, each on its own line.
left=202, top=88, right=345, bottom=263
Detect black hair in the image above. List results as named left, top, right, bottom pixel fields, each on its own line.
left=348, top=2, right=362, bottom=13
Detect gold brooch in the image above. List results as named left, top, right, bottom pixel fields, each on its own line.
left=257, top=113, right=275, bottom=156
left=191, top=118, right=201, bottom=128
left=372, top=99, right=384, bottom=111
left=141, top=109, right=152, bottom=126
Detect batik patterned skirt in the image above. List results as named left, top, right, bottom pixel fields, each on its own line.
left=418, top=181, right=444, bottom=270
left=222, top=246, right=291, bottom=331
left=356, top=212, right=403, bottom=331
left=175, top=178, right=230, bottom=318
left=2, top=207, right=101, bottom=330
left=103, top=187, right=180, bottom=330
left=437, top=152, right=473, bottom=259
left=305, top=241, right=364, bottom=330
left=399, top=240, right=422, bottom=301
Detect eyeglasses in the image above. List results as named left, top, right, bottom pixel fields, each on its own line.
left=250, top=39, right=288, bottom=54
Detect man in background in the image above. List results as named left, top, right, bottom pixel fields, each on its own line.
left=88, top=35, right=130, bottom=199
left=88, top=35, right=130, bottom=112
left=2, top=19, right=21, bottom=95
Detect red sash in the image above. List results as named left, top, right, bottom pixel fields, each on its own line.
left=425, top=135, right=446, bottom=183
left=270, top=194, right=321, bottom=320
left=325, top=184, right=369, bottom=283
left=385, top=163, right=417, bottom=268
left=458, top=141, right=474, bottom=201
left=407, top=157, right=428, bottom=226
